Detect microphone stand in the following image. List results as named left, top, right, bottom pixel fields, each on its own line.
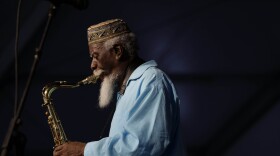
left=1, top=4, right=57, bottom=156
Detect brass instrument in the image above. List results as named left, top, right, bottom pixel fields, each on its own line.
left=42, top=75, right=98, bottom=148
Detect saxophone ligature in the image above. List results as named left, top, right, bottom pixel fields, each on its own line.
left=42, top=74, right=98, bottom=148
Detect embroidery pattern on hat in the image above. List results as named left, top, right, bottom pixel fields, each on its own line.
left=87, top=19, right=131, bottom=44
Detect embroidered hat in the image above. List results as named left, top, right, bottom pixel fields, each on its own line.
left=87, top=19, right=131, bottom=44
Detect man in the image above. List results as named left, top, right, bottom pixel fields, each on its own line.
left=53, top=19, right=185, bottom=156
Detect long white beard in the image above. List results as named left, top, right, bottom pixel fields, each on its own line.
left=98, top=73, right=119, bottom=108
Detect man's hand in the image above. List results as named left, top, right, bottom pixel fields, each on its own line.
left=53, top=141, right=86, bottom=156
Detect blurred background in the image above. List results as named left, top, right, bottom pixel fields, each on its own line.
left=0, top=0, right=280, bottom=156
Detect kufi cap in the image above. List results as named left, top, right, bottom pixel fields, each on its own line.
left=87, top=19, right=131, bottom=44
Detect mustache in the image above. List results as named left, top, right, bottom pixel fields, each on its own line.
left=94, top=69, right=108, bottom=77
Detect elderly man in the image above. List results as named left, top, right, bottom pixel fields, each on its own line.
left=53, top=19, right=184, bottom=156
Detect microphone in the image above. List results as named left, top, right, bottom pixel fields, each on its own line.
left=49, top=0, right=89, bottom=10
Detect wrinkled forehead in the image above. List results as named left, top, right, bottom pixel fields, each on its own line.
left=88, top=42, right=104, bottom=50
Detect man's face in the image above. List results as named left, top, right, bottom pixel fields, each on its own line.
left=88, top=42, right=120, bottom=108
left=88, top=43, right=117, bottom=78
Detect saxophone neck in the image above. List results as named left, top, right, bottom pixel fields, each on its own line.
left=42, top=81, right=80, bottom=105
left=42, top=75, right=99, bottom=105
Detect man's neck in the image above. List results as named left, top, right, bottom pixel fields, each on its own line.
left=119, top=57, right=144, bottom=94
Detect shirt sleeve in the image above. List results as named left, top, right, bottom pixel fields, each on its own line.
left=84, top=77, right=177, bottom=156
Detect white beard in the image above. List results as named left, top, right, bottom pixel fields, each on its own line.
left=94, top=68, right=125, bottom=108
left=98, top=73, right=119, bottom=108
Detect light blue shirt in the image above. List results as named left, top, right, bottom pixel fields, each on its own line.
left=84, top=60, right=185, bottom=156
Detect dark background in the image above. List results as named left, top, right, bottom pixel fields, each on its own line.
left=1, top=0, right=280, bottom=156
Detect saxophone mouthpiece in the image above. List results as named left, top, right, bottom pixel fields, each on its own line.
left=78, top=75, right=99, bottom=85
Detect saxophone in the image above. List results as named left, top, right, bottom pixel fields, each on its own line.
left=42, top=74, right=98, bottom=148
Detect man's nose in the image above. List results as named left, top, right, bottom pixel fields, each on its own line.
left=91, top=60, right=97, bottom=71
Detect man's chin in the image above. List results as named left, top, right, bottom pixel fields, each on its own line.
left=99, top=74, right=108, bottom=81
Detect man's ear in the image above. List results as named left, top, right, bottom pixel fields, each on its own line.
left=113, top=45, right=124, bottom=60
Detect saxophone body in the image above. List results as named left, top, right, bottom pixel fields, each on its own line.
left=42, top=75, right=98, bottom=148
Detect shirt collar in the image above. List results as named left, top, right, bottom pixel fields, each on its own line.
left=126, top=60, right=157, bottom=85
